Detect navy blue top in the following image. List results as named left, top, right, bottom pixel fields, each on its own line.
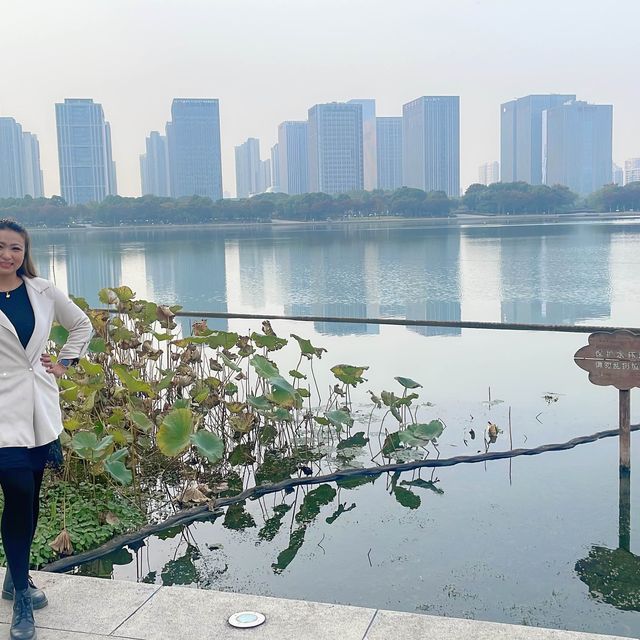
left=0, top=281, right=35, bottom=349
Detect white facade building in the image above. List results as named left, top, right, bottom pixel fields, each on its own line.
left=376, top=117, right=403, bottom=191
left=624, top=158, right=640, bottom=185
left=542, top=100, right=613, bottom=195
left=308, top=102, right=363, bottom=194
left=55, top=99, right=117, bottom=204
left=278, top=121, right=309, bottom=195
left=348, top=99, right=377, bottom=191
left=140, top=131, right=170, bottom=196
left=270, top=143, right=280, bottom=191
left=402, top=96, right=460, bottom=197
left=501, top=94, right=575, bottom=185
left=235, top=138, right=262, bottom=198
left=166, top=98, right=223, bottom=200
left=22, top=132, right=44, bottom=198
left=478, top=161, right=500, bottom=185
left=0, top=117, right=44, bottom=198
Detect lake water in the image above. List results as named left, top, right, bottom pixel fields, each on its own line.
left=31, top=219, right=640, bottom=637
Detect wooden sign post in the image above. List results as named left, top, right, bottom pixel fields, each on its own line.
left=574, top=330, right=640, bottom=470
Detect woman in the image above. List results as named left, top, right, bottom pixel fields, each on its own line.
left=0, top=219, right=92, bottom=640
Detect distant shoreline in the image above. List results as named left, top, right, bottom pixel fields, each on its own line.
left=29, top=210, right=640, bottom=234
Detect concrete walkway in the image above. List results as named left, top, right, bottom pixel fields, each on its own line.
left=0, top=569, right=631, bottom=640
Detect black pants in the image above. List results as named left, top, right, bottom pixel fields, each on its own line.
left=0, top=469, right=44, bottom=591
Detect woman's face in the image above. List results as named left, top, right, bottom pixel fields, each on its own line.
left=0, top=229, right=26, bottom=278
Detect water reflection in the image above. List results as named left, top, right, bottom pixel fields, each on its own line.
left=498, top=225, right=611, bottom=325
left=30, top=221, right=633, bottom=331
left=575, top=469, right=640, bottom=611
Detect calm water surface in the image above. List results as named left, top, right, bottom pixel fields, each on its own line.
left=31, top=220, right=640, bottom=636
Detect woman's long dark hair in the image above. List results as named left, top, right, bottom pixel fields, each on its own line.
left=0, top=218, right=38, bottom=278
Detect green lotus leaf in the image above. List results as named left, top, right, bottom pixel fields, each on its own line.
left=382, top=432, right=402, bottom=457
left=290, top=334, right=327, bottom=359
left=406, top=420, right=444, bottom=442
left=336, top=431, right=368, bottom=450
left=325, top=410, right=354, bottom=432
left=88, top=337, right=106, bottom=353
left=228, top=442, right=256, bottom=466
left=220, top=352, right=241, bottom=372
left=157, top=408, right=193, bottom=457
left=112, top=365, right=154, bottom=396
left=250, top=354, right=280, bottom=379
left=394, top=376, right=423, bottom=389
left=111, top=286, right=135, bottom=302
left=190, top=430, right=224, bottom=463
left=331, top=364, right=369, bottom=386
left=208, top=331, right=239, bottom=350
left=104, top=449, right=132, bottom=485
left=247, top=394, right=272, bottom=412
left=268, top=376, right=302, bottom=409
left=251, top=332, right=288, bottom=351
left=49, top=325, right=69, bottom=347
left=79, top=359, right=104, bottom=377
left=129, top=410, right=153, bottom=433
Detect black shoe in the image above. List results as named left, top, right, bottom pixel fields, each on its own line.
left=10, top=589, right=37, bottom=640
left=2, top=570, right=48, bottom=610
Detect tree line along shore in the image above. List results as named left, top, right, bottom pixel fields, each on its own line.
left=1, top=182, right=639, bottom=228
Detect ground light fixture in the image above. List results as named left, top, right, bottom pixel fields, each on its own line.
left=228, top=612, right=267, bottom=629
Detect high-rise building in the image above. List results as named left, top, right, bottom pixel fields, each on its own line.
left=348, top=99, right=377, bottom=190
left=278, top=121, right=309, bottom=195
left=140, top=131, right=170, bottom=196
left=235, top=138, right=262, bottom=198
left=624, top=158, right=640, bottom=185
left=166, top=98, right=223, bottom=200
left=376, top=117, right=403, bottom=191
left=0, top=117, right=25, bottom=198
left=260, top=159, right=271, bottom=193
left=612, top=163, right=624, bottom=186
left=55, top=99, right=117, bottom=204
left=500, top=94, right=576, bottom=184
left=22, top=132, right=44, bottom=198
left=402, top=96, right=460, bottom=197
left=0, top=118, right=44, bottom=199
left=542, top=100, right=613, bottom=195
left=478, top=161, right=500, bottom=185
left=270, top=143, right=280, bottom=192
left=308, top=102, right=363, bottom=194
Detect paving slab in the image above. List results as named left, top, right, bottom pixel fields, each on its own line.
left=0, top=624, right=135, bottom=639
left=0, top=569, right=159, bottom=636
left=365, top=610, right=631, bottom=640
left=113, top=586, right=376, bottom=640
left=0, top=570, right=633, bottom=640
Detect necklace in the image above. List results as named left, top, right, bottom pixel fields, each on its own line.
left=0, top=282, right=21, bottom=299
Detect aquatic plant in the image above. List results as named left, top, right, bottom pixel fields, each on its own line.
left=35, top=285, right=445, bottom=562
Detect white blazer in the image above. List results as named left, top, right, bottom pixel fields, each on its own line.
left=0, top=277, right=93, bottom=448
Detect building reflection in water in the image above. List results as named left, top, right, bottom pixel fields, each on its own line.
left=390, top=229, right=461, bottom=337
left=280, top=231, right=381, bottom=336
left=54, top=237, right=123, bottom=305
left=499, top=224, right=611, bottom=325
left=28, top=221, right=620, bottom=341
left=143, top=232, right=228, bottom=332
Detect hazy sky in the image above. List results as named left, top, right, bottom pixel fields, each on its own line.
left=1, top=0, right=638, bottom=198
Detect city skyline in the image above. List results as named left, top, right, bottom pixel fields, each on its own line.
left=2, top=92, right=637, bottom=202
left=1, top=0, right=637, bottom=198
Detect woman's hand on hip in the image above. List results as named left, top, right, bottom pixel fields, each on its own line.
left=40, top=353, right=68, bottom=378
